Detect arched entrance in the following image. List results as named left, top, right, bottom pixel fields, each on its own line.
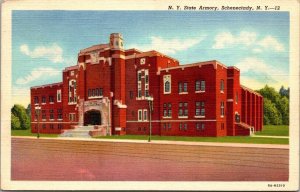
left=84, top=110, right=101, bottom=125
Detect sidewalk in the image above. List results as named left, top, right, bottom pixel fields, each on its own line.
left=12, top=136, right=289, bottom=149
left=251, top=135, right=289, bottom=139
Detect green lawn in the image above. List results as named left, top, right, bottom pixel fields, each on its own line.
left=255, top=125, right=289, bottom=136
left=95, top=135, right=288, bottom=145
left=11, top=129, right=59, bottom=137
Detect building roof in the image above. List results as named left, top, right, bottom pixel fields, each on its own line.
left=133, top=50, right=179, bottom=62
left=159, top=60, right=227, bottom=72
left=63, top=65, right=78, bottom=72
left=79, top=44, right=109, bottom=55
left=31, top=82, right=63, bottom=90
left=241, top=85, right=262, bottom=97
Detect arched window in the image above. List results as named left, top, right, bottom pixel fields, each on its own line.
left=163, top=75, right=171, bottom=94
left=165, top=81, right=170, bottom=93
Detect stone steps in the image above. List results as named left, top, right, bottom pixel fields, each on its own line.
left=60, top=126, right=95, bottom=138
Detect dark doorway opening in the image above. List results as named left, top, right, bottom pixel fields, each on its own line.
left=84, top=110, right=101, bottom=125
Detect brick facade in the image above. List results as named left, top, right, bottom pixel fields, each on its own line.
left=30, top=33, right=263, bottom=136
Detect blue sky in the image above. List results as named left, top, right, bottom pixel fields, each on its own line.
left=12, top=11, right=289, bottom=106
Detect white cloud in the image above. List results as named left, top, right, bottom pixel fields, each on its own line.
left=257, top=35, right=285, bottom=52
left=212, top=31, right=285, bottom=52
left=213, top=31, right=257, bottom=49
left=16, top=67, right=60, bottom=85
left=129, top=36, right=205, bottom=54
left=235, top=57, right=288, bottom=90
left=20, top=44, right=64, bottom=63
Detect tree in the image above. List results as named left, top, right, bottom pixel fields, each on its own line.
left=279, top=86, right=289, bottom=98
left=26, top=104, right=31, bottom=118
left=277, top=96, right=289, bottom=125
left=11, top=113, right=21, bottom=130
left=11, top=104, right=30, bottom=130
left=257, top=85, right=289, bottom=125
left=263, top=98, right=282, bottom=125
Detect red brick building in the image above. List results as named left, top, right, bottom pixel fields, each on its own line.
left=31, top=33, right=263, bottom=137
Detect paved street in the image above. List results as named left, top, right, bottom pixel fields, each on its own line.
left=11, top=137, right=289, bottom=181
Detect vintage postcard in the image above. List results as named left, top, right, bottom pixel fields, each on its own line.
left=1, top=0, right=299, bottom=190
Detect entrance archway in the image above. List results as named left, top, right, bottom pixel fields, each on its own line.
left=84, top=110, right=101, bottom=125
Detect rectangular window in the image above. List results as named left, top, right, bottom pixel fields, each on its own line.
left=50, top=124, right=54, bottom=129
left=168, top=123, right=171, bottom=130
left=221, top=101, right=225, bottom=117
left=145, top=90, right=149, bottom=97
left=69, top=113, right=76, bottom=121
left=184, top=123, right=188, bottom=131
left=34, top=96, right=39, bottom=104
left=183, top=82, right=187, bottom=92
left=195, top=101, right=205, bottom=116
left=57, top=89, right=61, bottom=102
left=138, top=72, right=142, bottom=81
left=145, top=70, right=149, bottom=84
left=58, top=124, right=63, bottom=129
left=196, top=123, right=205, bottom=131
left=57, top=109, right=63, bottom=120
left=138, top=89, right=142, bottom=98
left=42, top=124, right=46, bottom=129
left=49, top=109, right=54, bottom=120
left=179, top=123, right=187, bottom=131
left=179, top=82, right=188, bottom=93
left=178, top=83, right=182, bottom=93
left=49, top=96, right=54, bottom=103
left=143, top=109, right=148, bottom=121
left=163, top=103, right=172, bottom=117
left=137, top=71, right=142, bottom=98
left=129, top=91, right=134, bottom=99
left=42, top=96, right=46, bottom=104
left=179, top=102, right=188, bottom=117
left=163, top=123, right=167, bottom=130
left=138, top=110, right=142, bottom=121
left=99, top=88, right=103, bottom=96
left=195, top=80, right=200, bottom=91
left=42, top=110, right=46, bottom=120
left=220, top=79, right=224, bottom=92
left=201, top=81, right=205, bottom=91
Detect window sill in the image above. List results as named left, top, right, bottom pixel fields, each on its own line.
left=162, top=116, right=172, bottom=119
left=68, top=102, right=77, bottom=105
left=178, top=116, right=188, bottom=119
left=42, top=119, right=46, bottom=121
left=41, top=103, right=46, bottom=105
left=163, top=92, right=171, bottom=95
left=220, top=91, right=224, bottom=94
left=49, top=102, right=54, bottom=104
left=194, top=116, right=205, bottom=118
left=179, top=92, right=188, bottom=95
left=88, top=96, right=103, bottom=99
left=58, top=119, right=63, bottom=121
left=220, top=116, right=224, bottom=118
left=195, top=90, right=205, bottom=93
left=49, top=119, right=54, bottom=121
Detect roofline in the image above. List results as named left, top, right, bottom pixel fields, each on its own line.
left=131, top=50, right=179, bottom=62
left=160, top=60, right=221, bottom=71
left=125, top=48, right=143, bottom=53
left=228, top=66, right=240, bottom=71
left=31, top=82, right=63, bottom=90
left=63, top=65, right=78, bottom=72
left=241, top=85, right=262, bottom=97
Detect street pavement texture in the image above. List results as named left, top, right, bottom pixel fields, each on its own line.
left=11, top=137, right=289, bottom=181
